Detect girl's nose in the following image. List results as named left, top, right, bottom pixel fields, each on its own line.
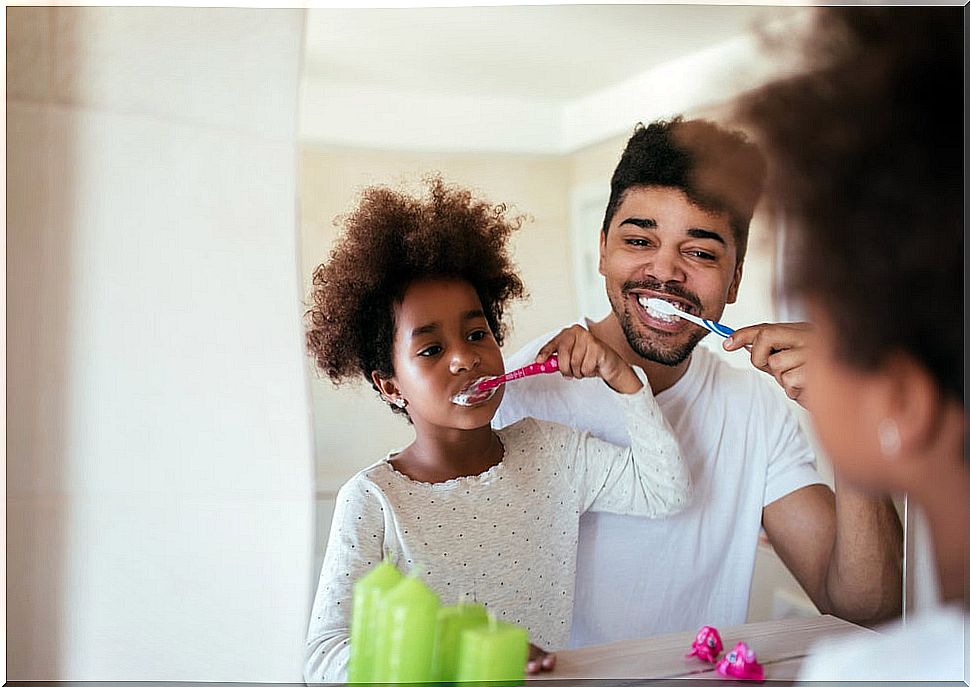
left=450, top=344, right=480, bottom=374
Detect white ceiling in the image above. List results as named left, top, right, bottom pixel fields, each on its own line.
left=299, top=4, right=811, bottom=153
left=303, top=5, right=800, bottom=103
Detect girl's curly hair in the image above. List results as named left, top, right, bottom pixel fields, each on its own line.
left=305, top=175, right=527, bottom=416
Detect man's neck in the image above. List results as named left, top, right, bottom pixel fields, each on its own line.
left=587, top=312, right=691, bottom=394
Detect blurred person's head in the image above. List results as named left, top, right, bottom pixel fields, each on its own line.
left=739, top=6, right=964, bottom=575
left=598, top=118, right=766, bottom=367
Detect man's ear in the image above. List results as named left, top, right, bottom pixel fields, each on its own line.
left=598, top=230, right=608, bottom=278
left=371, top=371, right=400, bottom=404
left=726, top=259, right=744, bottom=304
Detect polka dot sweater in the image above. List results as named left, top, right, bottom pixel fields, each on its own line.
left=304, top=382, right=689, bottom=683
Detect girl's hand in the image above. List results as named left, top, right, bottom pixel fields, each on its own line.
left=536, top=325, right=642, bottom=394
left=527, top=642, right=556, bottom=674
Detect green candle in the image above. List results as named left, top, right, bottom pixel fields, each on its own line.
left=372, top=572, right=441, bottom=684
left=347, top=559, right=404, bottom=683
left=430, top=600, right=488, bottom=682
left=455, top=616, right=529, bottom=686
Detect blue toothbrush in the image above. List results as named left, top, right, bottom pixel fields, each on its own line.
left=644, top=298, right=735, bottom=338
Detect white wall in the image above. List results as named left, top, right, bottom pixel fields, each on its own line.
left=7, top=7, right=314, bottom=680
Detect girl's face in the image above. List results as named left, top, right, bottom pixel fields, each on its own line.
left=804, top=300, right=897, bottom=492
left=385, top=278, right=506, bottom=430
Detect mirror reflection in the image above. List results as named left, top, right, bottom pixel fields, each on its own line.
left=298, top=5, right=907, bottom=682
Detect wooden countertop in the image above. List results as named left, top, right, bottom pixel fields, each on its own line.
left=530, top=615, right=876, bottom=681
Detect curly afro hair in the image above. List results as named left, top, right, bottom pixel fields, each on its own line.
left=305, top=175, right=527, bottom=417
left=739, top=7, right=962, bottom=402
left=603, top=117, right=766, bottom=264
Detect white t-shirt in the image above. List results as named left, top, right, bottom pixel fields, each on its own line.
left=799, top=604, right=967, bottom=681
left=494, top=326, right=823, bottom=647
left=305, top=383, right=689, bottom=683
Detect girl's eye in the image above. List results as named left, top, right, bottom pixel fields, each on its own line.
left=418, top=345, right=442, bottom=357
left=468, top=330, right=488, bottom=342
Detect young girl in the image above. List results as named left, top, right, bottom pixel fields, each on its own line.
left=303, top=177, right=690, bottom=682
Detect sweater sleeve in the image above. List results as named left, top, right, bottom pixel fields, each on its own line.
left=547, top=374, right=690, bottom=518
left=304, top=475, right=386, bottom=684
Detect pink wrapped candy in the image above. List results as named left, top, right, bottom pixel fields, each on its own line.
left=716, top=641, right=765, bottom=681
left=685, top=625, right=723, bottom=663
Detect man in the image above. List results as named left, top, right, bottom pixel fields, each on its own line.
left=494, top=118, right=903, bottom=647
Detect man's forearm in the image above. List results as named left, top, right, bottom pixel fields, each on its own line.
left=823, top=481, right=903, bottom=625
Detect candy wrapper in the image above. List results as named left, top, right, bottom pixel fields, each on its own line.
left=685, top=625, right=723, bottom=663
left=716, top=641, right=765, bottom=681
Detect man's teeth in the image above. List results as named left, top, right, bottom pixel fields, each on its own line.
left=637, top=296, right=680, bottom=322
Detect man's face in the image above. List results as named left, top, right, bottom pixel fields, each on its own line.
left=599, top=185, right=743, bottom=366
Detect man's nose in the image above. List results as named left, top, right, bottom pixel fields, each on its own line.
left=450, top=343, right=480, bottom=374
left=643, top=246, right=687, bottom=283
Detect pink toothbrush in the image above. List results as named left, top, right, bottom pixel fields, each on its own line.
left=451, top=355, right=560, bottom=406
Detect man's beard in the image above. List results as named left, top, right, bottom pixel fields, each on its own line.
left=608, top=279, right=709, bottom=367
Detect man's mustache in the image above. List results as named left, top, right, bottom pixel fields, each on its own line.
left=621, top=279, right=703, bottom=311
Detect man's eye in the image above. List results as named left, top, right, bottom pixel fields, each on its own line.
left=418, top=345, right=442, bottom=357
left=625, top=238, right=650, bottom=247
left=468, top=330, right=488, bottom=342
left=687, top=250, right=716, bottom=260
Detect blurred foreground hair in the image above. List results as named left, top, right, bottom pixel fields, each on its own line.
left=739, top=7, right=963, bottom=401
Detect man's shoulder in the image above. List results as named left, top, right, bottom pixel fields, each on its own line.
left=495, top=323, right=603, bottom=430
left=503, top=325, right=574, bottom=368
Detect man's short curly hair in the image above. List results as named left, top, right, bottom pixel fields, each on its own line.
left=603, top=117, right=767, bottom=264
left=305, top=176, right=526, bottom=415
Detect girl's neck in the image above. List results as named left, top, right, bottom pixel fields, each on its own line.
left=912, top=462, right=968, bottom=605
left=906, top=403, right=968, bottom=605
left=392, top=424, right=504, bottom=484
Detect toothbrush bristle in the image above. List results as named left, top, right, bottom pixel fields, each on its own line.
left=646, top=298, right=681, bottom=315
left=451, top=376, right=499, bottom=406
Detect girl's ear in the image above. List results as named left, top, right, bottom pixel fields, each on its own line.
left=882, top=352, right=943, bottom=460
left=371, top=371, right=401, bottom=405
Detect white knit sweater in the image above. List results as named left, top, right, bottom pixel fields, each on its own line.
left=304, top=381, right=689, bottom=683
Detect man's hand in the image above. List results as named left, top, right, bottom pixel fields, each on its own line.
left=527, top=643, right=556, bottom=674
left=723, top=322, right=814, bottom=406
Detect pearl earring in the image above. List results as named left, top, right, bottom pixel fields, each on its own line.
left=878, top=418, right=900, bottom=458
left=393, top=398, right=408, bottom=409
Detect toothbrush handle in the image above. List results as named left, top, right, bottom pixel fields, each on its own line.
left=678, top=308, right=735, bottom=339
left=702, top=319, right=735, bottom=338
left=478, top=355, right=559, bottom=391
left=513, top=355, right=560, bottom=378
